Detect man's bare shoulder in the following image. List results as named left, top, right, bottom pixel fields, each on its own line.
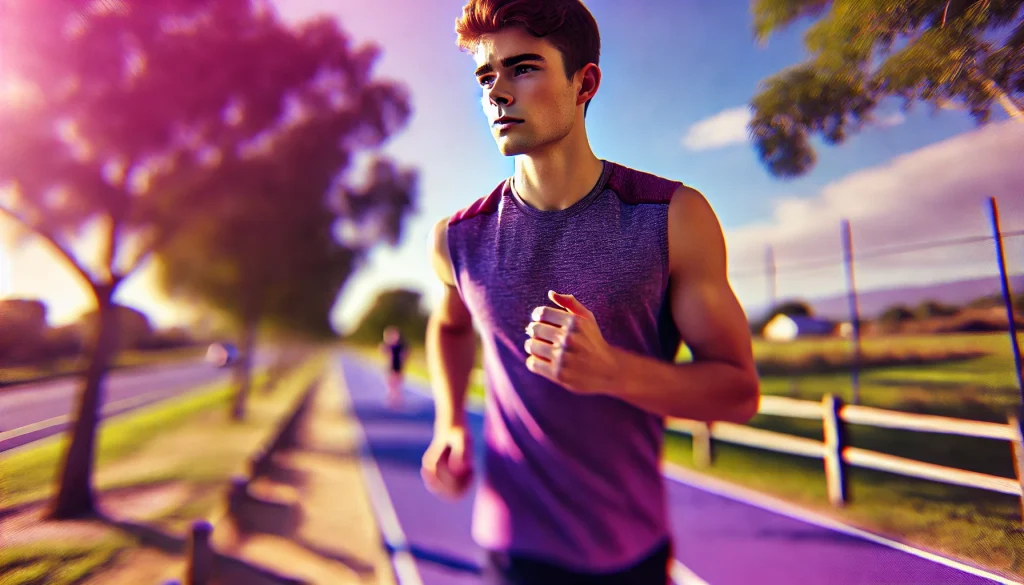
left=429, top=216, right=455, bottom=287
left=668, top=184, right=721, bottom=231
left=667, top=185, right=728, bottom=275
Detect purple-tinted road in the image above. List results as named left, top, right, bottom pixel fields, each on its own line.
left=339, top=354, right=1017, bottom=585
left=0, top=357, right=263, bottom=453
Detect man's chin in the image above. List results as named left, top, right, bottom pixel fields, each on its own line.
left=496, top=139, right=530, bottom=157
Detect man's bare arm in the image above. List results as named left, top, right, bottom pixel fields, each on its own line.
left=611, top=186, right=760, bottom=423
left=425, top=216, right=477, bottom=432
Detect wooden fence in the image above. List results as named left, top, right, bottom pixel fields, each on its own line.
left=665, top=394, right=1024, bottom=520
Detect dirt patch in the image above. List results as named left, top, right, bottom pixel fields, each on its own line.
left=102, top=482, right=193, bottom=521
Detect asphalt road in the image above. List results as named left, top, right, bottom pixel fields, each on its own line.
left=0, top=357, right=261, bottom=454
left=338, top=353, right=1018, bottom=585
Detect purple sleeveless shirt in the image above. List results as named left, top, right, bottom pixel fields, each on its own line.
left=446, top=160, right=684, bottom=572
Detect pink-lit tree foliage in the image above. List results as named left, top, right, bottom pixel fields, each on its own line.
left=0, top=0, right=415, bottom=518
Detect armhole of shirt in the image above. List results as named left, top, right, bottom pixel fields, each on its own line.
left=445, top=220, right=467, bottom=304
left=661, top=182, right=682, bottom=295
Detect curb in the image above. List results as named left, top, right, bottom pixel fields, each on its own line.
left=156, top=359, right=323, bottom=585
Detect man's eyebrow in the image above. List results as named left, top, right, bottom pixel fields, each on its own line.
left=474, top=53, right=546, bottom=77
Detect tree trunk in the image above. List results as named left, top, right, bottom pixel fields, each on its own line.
left=230, top=311, right=258, bottom=421
left=48, top=284, right=118, bottom=519
left=977, top=74, right=1023, bottom=121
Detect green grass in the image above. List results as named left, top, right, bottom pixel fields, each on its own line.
left=0, top=535, right=134, bottom=585
left=749, top=332, right=1023, bottom=418
left=0, top=377, right=240, bottom=507
left=0, top=352, right=327, bottom=584
left=751, top=331, right=1022, bottom=362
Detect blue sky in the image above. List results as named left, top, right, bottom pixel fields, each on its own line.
left=2, top=0, right=1022, bottom=331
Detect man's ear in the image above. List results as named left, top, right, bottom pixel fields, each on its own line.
left=576, top=63, right=601, bottom=106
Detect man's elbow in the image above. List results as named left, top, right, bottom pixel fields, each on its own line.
left=724, top=371, right=760, bottom=424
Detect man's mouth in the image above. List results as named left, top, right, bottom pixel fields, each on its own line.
left=493, top=117, right=524, bottom=128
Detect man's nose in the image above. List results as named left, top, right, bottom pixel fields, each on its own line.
left=487, top=79, right=513, bottom=108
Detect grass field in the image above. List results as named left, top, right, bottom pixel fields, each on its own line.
left=0, top=537, right=134, bottom=585
left=351, top=330, right=1024, bottom=579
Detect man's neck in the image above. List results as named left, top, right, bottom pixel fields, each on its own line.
left=512, top=127, right=604, bottom=212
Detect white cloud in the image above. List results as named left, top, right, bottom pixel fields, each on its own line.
left=876, top=111, right=906, bottom=127
left=724, top=119, right=1024, bottom=310
left=681, top=106, right=752, bottom=151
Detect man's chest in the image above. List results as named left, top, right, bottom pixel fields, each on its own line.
left=456, top=220, right=668, bottom=340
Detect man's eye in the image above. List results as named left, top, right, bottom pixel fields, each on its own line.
left=515, top=65, right=536, bottom=75
left=479, top=77, right=494, bottom=88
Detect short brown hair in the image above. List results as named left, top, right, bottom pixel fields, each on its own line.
left=455, top=0, right=601, bottom=82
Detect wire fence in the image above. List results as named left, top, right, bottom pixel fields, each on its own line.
left=729, top=196, right=1024, bottom=410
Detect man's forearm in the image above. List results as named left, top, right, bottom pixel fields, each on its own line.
left=425, top=314, right=476, bottom=431
left=610, top=347, right=759, bottom=423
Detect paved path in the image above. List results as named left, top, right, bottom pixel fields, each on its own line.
left=0, top=354, right=269, bottom=453
left=338, top=353, right=1018, bottom=585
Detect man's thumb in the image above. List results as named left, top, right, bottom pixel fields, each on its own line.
left=548, top=290, right=589, bottom=316
left=448, top=439, right=471, bottom=475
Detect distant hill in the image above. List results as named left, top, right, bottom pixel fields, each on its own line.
left=746, top=274, right=1024, bottom=322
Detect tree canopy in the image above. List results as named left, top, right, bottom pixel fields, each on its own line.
left=0, top=0, right=415, bottom=517
left=748, top=0, right=1024, bottom=177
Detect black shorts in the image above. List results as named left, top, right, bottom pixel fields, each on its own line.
left=481, top=538, right=672, bottom=585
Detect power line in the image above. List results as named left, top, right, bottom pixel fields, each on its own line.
left=729, top=229, right=1024, bottom=277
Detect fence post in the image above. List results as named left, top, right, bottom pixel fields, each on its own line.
left=840, top=219, right=863, bottom=405
left=822, top=393, right=848, bottom=507
left=692, top=423, right=714, bottom=468
left=1009, top=408, right=1024, bottom=526
left=765, top=244, right=777, bottom=311
left=186, top=520, right=214, bottom=585
left=987, top=197, right=1024, bottom=401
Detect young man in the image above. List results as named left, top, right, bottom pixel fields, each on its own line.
left=421, top=1, right=760, bottom=583
left=379, top=326, right=407, bottom=408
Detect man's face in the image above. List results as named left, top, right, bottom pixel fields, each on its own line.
left=473, top=27, right=579, bottom=156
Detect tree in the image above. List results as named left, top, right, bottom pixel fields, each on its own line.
left=154, top=133, right=417, bottom=419
left=0, top=0, right=399, bottom=518
left=878, top=304, right=916, bottom=329
left=345, top=288, right=432, bottom=347
left=913, top=299, right=960, bottom=319
left=78, top=304, right=154, bottom=353
left=748, top=0, right=1024, bottom=178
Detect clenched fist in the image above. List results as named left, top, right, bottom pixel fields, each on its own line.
left=421, top=425, right=474, bottom=499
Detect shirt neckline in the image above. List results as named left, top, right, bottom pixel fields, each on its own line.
left=507, top=160, right=613, bottom=219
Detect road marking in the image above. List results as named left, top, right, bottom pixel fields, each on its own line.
left=0, top=386, right=184, bottom=444
left=333, top=358, right=424, bottom=585
left=662, top=463, right=1020, bottom=585
left=672, top=560, right=711, bottom=585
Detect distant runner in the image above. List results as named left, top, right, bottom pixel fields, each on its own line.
left=380, top=326, right=407, bottom=408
